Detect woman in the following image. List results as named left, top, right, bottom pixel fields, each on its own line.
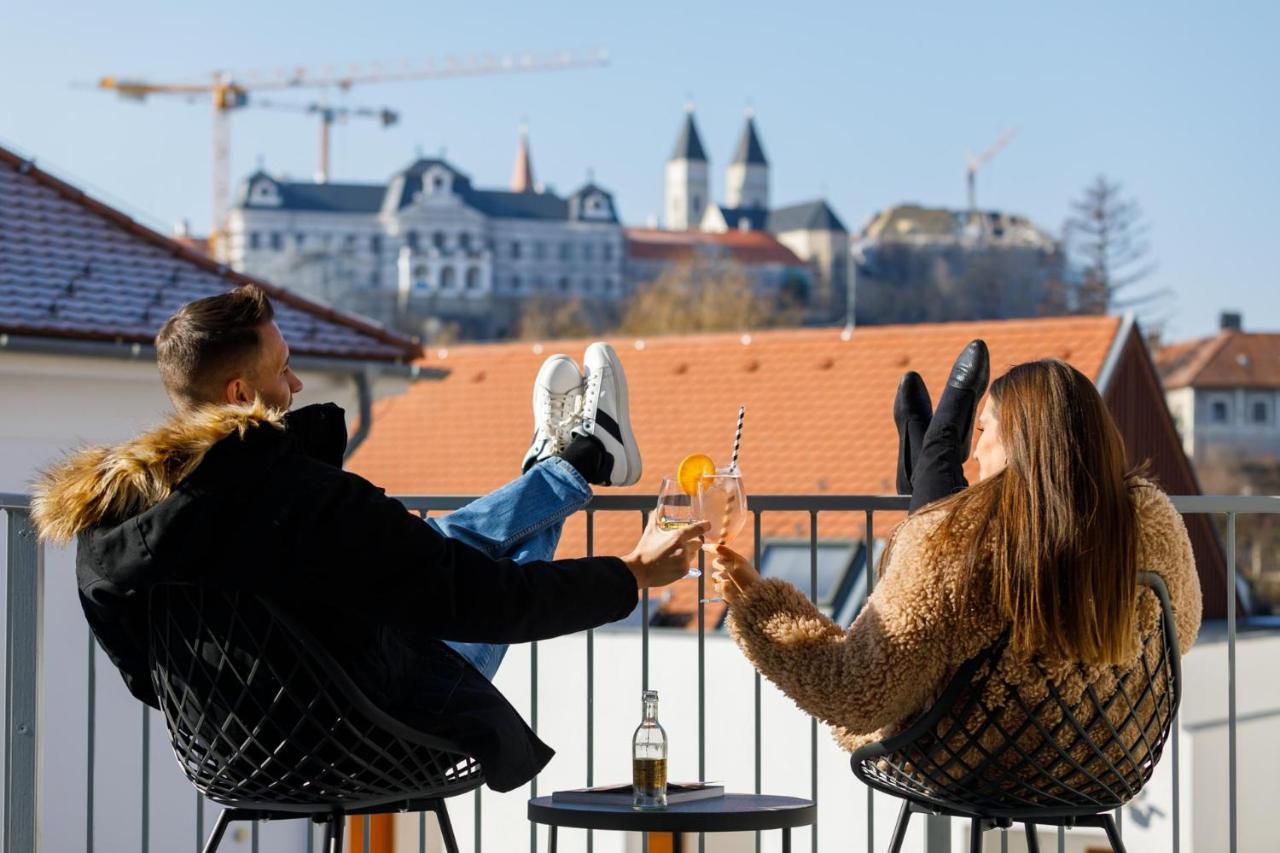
left=711, top=356, right=1201, bottom=756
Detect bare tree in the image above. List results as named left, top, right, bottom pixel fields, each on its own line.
left=516, top=297, right=599, bottom=340
left=1063, top=175, right=1164, bottom=315
left=616, top=259, right=804, bottom=336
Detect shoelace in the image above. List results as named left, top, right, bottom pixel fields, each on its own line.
left=544, top=390, right=584, bottom=450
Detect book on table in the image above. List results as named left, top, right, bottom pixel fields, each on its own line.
left=552, top=782, right=725, bottom=806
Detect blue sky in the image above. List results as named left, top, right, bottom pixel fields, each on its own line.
left=3, top=0, right=1276, bottom=339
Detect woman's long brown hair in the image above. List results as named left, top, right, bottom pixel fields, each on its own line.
left=929, top=359, right=1140, bottom=664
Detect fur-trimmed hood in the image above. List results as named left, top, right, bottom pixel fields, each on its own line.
left=32, top=401, right=346, bottom=545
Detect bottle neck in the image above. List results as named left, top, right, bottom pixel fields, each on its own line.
left=642, top=697, right=659, bottom=721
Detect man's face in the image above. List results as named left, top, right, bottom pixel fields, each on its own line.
left=224, top=321, right=303, bottom=410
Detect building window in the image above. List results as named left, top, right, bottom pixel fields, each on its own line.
left=511, top=241, right=522, bottom=260
left=559, top=243, right=571, bottom=261
left=343, top=234, right=357, bottom=252
left=583, top=243, right=594, bottom=261
left=248, top=232, right=260, bottom=250
left=294, top=233, right=305, bottom=248
left=370, top=234, right=382, bottom=254
left=465, top=267, right=481, bottom=290
left=440, top=267, right=456, bottom=289
left=460, top=233, right=472, bottom=252
left=406, top=231, right=419, bottom=250
left=270, top=232, right=283, bottom=251
left=433, top=231, right=446, bottom=250
left=533, top=242, right=545, bottom=261
left=1211, top=400, right=1230, bottom=424
left=603, top=244, right=613, bottom=262
left=1252, top=400, right=1271, bottom=425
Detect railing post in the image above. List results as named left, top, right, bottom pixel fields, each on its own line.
left=5, top=508, right=43, bottom=853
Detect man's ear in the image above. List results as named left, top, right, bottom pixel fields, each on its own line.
left=223, top=377, right=251, bottom=405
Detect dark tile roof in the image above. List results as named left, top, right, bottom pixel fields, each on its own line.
left=464, top=189, right=569, bottom=220
left=236, top=173, right=385, bottom=213
left=0, top=146, right=420, bottom=361
left=768, top=200, right=847, bottom=233
left=731, top=117, right=768, bottom=166
left=714, top=205, right=769, bottom=231
left=669, top=113, right=708, bottom=162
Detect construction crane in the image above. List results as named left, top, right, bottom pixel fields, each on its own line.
left=95, top=48, right=609, bottom=243
left=965, top=127, right=1019, bottom=219
left=251, top=99, right=399, bottom=184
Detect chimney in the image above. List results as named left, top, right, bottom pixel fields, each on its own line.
left=1220, top=311, right=1243, bottom=332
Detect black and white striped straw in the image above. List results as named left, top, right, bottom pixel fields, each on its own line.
left=729, top=405, right=745, bottom=471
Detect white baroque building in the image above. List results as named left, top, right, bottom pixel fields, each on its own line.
left=223, top=134, right=625, bottom=339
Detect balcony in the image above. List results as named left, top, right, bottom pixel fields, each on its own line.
left=3, top=492, right=1278, bottom=853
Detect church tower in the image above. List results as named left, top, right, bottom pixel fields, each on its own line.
left=725, top=110, right=769, bottom=210
left=510, top=124, right=535, bottom=193
left=664, top=107, right=709, bottom=230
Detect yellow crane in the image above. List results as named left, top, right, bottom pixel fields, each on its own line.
left=96, top=48, right=609, bottom=243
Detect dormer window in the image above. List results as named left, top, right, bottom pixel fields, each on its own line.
left=582, top=193, right=610, bottom=220
left=249, top=180, right=282, bottom=207
left=424, top=166, right=453, bottom=197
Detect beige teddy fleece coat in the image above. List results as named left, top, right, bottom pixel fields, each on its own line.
left=727, top=481, right=1202, bottom=755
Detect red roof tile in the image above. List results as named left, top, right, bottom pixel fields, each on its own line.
left=1157, top=331, right=1280, bottom=389
left=625, top=228, right=804, bottom=267
left=0, top=145, right=420, bottom=362
left=348, top=316, right=1124, bottom=627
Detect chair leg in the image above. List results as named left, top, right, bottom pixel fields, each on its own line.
left=969, top=818, right=984, bottom=853
left=324, top=812, right=345, bottom=853
left=1100, top=815, right=1127, bottom=853
left=431, top=799, right=461, bottom=853
left=200, top=810, right=234, bottom=853
left=887, top=800, right=913, bottom=853
left=1023, top=823, right=1041, bottom=853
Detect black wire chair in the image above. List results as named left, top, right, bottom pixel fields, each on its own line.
left=148, top=582, right=485, bottom=853
left=852, top=573, right=1181, bottom=853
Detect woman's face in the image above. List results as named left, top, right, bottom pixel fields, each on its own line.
left=973, top=400, right=1008, bottom=481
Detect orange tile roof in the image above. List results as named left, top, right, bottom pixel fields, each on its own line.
left=348, top=316, right=1124, bottom=627
left=1156, top=331, right=1280, bottom=389
left=625, top=227, right=803, bottom=267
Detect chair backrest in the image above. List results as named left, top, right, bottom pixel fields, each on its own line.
left=148, top=582, right=483, bottom=812
left=852, top=572, right=1181, bottom=821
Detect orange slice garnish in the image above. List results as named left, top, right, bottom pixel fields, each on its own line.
left=676, top=453, right=716, bottom=496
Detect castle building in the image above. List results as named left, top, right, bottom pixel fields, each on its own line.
left=222, top=132, right=625, bottom=339
left=659, top=108, right=852, bottom=323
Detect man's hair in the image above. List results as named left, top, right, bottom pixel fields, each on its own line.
left=155, top=285, right=275, bottom=409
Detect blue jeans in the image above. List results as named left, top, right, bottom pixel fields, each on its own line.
left=426, top=457, right=591, bottom=680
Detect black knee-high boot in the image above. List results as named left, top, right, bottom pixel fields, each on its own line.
left=909, top=340, right=990, bottom=513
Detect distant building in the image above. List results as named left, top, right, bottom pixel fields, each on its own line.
left=624, top=227, right=809, bottom=295
left=222, top=132, right=625, bottom=340
left=661, top=108, right=851, bottom=321
left=852, top=203, right=1064, bottom=325
left=1156, top=312, right=1280, bottom=460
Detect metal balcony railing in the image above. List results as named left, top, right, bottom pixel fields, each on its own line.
left=4, top=492, right=1279, bottom=853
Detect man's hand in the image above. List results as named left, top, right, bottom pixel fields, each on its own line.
left=706, top=543, right=761, bottom=606
left=623, top=517, right=710, bottom=589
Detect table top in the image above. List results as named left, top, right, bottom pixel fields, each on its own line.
left=528, top=793, right=816, bottom=833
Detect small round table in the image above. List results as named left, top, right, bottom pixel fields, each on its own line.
left=528, top=793, right=815, bottom=852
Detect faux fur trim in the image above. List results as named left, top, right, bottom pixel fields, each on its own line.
left=31, top=400, right=286, bottom=544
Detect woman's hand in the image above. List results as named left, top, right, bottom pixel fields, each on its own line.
left=705, top=543, right=761, bottom=605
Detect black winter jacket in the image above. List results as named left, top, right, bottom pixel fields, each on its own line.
left=32, top=401, right=638, bottom=791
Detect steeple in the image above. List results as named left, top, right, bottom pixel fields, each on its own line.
left=510, top=123, right=535, bottom=193
left=731, top=111, right=768, bottom=166
left=664, top=104, right=710, bottom=230
left=669, top=107, right=708, bottom=163
left=725, top=108, right=770, bottom=211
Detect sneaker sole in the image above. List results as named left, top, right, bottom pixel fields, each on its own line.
left=588, top=342, right=642, bottom=486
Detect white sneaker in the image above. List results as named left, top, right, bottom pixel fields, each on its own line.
left=521, top=354, right=584, bottom=473
left=574, top=342, right=642, bottom=486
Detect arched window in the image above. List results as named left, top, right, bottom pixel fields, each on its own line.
left=440, top=267, right=456, bottom=290
left=465, top=267, right=481, bottom=290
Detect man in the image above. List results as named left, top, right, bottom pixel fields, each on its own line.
left=33, top=285, right=706, bottom=792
